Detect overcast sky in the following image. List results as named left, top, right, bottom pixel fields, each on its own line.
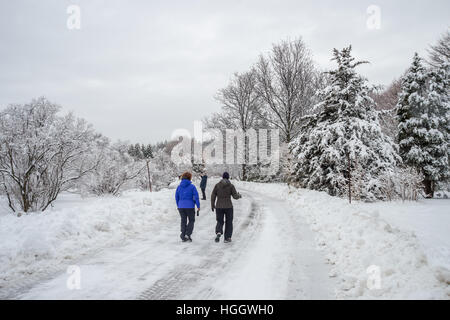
left=0, top=0, right=448, bottom=143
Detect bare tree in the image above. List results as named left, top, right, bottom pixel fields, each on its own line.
left=372, top=79, right=402, bottom=111
left=371, top=79, right=402, bottom=139
left=214, top=69, right=262, bottom=179
left=127, top=143, right=154, bottom=192
left=255, top=38, right=318, bottom=144
left=428, top=29, right=450, bottom=68
left=215, top=69, right=261, bottom=130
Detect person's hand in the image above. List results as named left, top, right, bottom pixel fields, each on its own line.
left=211, top=206, right=215, bottom=212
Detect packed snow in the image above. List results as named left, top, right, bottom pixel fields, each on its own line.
left=0, top=189, right=174, bottom=298
left=0, top=180, right=448, bottom=300
left=235, top=181, right=450, bottom=299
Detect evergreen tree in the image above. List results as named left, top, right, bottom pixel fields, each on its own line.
left=128, top=144, right=137, bottom=158
left=128, top=143, right=154, bottom=161
left=192, top=160, right=205, bottom=175
left=291, top=46, right=399, bottom=201
left=128, top=143, right=142, bottom=160
left=397, top=54, right=449, bottom=197
left=427, top=62, right=449, bottom=138
left=426, top=62, right=449, bottom=190
left=135, top=143, right=143, bottom=159
left=146, top=144, right=153, bottom=159
left=142, top=144, right=154, bottom=159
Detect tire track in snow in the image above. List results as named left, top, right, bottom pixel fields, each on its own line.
left=138, top=191, right=262, bottom=300
left=193, top=197, right=264, bottom=300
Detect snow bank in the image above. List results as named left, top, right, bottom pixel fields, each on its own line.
left=366, top=200, right=450, bottom=272
left=235, top=181, right=449, bottom=299
left=0, top=189, right=174, bottom=298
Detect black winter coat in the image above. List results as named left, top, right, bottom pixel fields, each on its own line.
left=200, top=175, right=207, bottom=189
left=211, top=179, right=241, bottom=209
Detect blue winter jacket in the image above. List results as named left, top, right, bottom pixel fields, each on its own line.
left=175, top=179, right=200, bottom=209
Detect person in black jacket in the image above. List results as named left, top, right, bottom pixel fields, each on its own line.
left=200, top=172, right=208, bottom=200
left=211, top=172, right=241, bottom=243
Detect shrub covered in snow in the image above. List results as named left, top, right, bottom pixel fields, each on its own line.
left=82, top=142, right=144, bottom=196
left=0, top=97, right=101, bottom=213
left=379, top=166, right=424, bottom=201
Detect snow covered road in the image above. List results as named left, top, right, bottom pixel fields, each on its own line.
left=4, top=181, right=446, bottom=300
left=9, top=184, right=333, bottom=300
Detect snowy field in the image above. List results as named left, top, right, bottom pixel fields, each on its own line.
left=0, top=180, right=448, bottom=300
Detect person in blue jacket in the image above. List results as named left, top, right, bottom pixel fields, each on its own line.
left=175, top=171, right=200, bottom=242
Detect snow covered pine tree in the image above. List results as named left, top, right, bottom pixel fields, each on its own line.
left=396, top=53, right=449, bottom=198
left=426, top=61, right=450, bottom=193
left=291, top=46, right=399, bottom=201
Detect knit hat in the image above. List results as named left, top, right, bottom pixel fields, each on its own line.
left=222, top=172, right=230, bottom=179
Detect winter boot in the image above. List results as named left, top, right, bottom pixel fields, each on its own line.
left=215, top=233, right=221, bottom=243
left=224, top=238, right=232, bottom=243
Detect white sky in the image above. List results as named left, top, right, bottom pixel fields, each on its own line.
left=0, top=0, right=449, bottom=143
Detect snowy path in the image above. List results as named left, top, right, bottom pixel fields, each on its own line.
left=208, top=188, right=333, bottom=300
left=13, top=185, right=333, bottom=300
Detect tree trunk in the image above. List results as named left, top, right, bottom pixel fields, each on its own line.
left=347, top=153, right=352, bottom=204
left=146, top=160, right=152, bottom=192
left=423, top=178, right=433, bottom=198
left=242, top=163, right=248, bottom=181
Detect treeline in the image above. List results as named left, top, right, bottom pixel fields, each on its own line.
left=0, top=99, right=179, bottom=214
left=1, top=32, right=448, bottom=213
left=208, top=31, right=449, bottom=200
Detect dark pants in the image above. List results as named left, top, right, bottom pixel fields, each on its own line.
left=178, top=208, right=195, bottom=237
left=201, top=188, right=206, bottom=200
left=215, top=208, right=233, bottom=239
